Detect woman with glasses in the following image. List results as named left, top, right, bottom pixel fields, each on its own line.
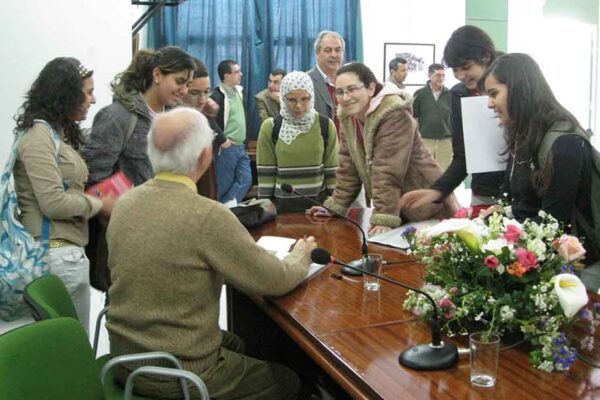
left=309, top=62, right=456, bottom=235
left=181, top=58, right=229, bottom=199
left=257, top=71, right=339, bottom=213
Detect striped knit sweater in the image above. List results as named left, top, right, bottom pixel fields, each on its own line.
left=256, top=114, right=339, bottom=213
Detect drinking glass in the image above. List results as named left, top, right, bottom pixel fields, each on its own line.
left=469, top=331, right=500, bottom=387
left=363, top=254, right=383, bottom=291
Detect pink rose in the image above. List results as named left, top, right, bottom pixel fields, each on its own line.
left=515, top=248, right=538, bottom=270
left=439, top=298, right=454, bottom=309
left=484, top=255, right=499, bottom=270
left=453, top=207, right=471, bottom=219
left=556, top=235, right=586, bottom=262
left=503, top=224, right=522, bottom=244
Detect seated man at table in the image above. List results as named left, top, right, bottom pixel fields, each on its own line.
left=105, top=107, right=316, bottom=399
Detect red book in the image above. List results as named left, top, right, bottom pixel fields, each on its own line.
left=85, top=171, right=133, bottom=198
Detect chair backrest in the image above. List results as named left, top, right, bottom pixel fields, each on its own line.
left=23, top=274, right=79, bottom=321
left=0, top=318, right=105, bottom=400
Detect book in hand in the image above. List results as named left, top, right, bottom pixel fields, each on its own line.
left=256, top=236, right=327, bottom=282
left=85, top=171, right=133, bottom=198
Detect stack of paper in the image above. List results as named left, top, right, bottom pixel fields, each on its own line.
left=256, top=236, right=327, bottom=281
left=368, top=220, right=440, bottom=249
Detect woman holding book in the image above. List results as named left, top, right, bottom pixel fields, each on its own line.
left=81, top=46, right=195, bottom=291
left=13, top=58, right=113, bottom=330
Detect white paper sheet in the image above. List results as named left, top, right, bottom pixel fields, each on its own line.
left=461, top=96, right=507, bottom=173
left=367, top=220, right=440, bottom=249
left=256, top=236, right=326, bottom=281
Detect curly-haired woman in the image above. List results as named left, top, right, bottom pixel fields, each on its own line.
left=13, top=58, right=113, bottom=331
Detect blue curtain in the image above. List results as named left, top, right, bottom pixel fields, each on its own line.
left=148, top=0, right=363, bottom=139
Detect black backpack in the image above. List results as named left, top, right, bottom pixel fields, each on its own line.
left=271, top=114, right=330, bottom=146
left=538, top=128, right=600, bottom=256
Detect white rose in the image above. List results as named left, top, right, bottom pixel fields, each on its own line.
left=482, top=238, right=509, bottom=255
left=527, top=238, right=547, bottom=259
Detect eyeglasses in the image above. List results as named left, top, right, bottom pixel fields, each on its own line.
left=284, top=96, right=311, bottom=106
left=334, top=84, right=365, bottom=99
left=187, top=89, right=212, bottom=98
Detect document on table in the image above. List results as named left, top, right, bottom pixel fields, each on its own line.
left=461, top=96, right=507, bottom=173
left=256, top=236, right=327, bottom=281
left=367, top=220, right=440, bottom=249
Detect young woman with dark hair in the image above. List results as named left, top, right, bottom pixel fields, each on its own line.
left=13, top=57, right=113, bottom=330
left=481, top=53, right=597, bottom=261
left=309, top=62, right=456, bottom=235
left=82, top=46, right=195, bottom=186
left=81, top=46, right=195, bottom=292
left=401, top=25, right=505, bottom=217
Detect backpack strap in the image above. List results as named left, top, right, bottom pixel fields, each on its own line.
left=271, top=114, right=329, bottom=148
left=538, top=127, right=589, bottom=167
left=30, top=120, right=65, bottom=248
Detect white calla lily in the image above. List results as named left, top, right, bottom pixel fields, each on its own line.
left=553, top=274, right=588, bottom=318
left=419, top=218, right=485, bottom=252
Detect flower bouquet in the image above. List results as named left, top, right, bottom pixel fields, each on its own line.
left=403, top=210, right=600, bottom=371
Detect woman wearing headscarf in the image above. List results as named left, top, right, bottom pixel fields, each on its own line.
left=256, top=71, right=339, bottom=213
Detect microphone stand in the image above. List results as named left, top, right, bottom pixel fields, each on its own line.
left=280, top=183, right=367, bottom=276
left=311, top=248, right=458, bottom=371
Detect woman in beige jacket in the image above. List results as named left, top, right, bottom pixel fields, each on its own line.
left=310, top=62, right=456, bottom=235
left=13, top=58, right=113, bottom=331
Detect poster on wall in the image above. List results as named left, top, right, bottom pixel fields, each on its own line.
left=383, top=43, right=435, bottom=86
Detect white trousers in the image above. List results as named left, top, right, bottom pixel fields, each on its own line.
left=46, top=245, right=90, bottom=334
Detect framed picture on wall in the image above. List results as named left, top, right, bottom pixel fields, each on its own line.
left=383, top=43, right=435, bottom=86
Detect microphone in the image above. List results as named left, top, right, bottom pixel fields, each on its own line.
left=281, top=183, right=368, bottom=276
left=311, top=248, right=458, bottom=371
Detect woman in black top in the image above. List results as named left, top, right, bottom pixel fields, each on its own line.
left=482, top=53, right=596, bottom=262
left=400, top=25, right=505, bottom=216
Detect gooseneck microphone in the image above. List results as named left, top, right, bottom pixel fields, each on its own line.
left=281, top=183, right=368, bottom=276
left=311, top=248, right=458, bottom=371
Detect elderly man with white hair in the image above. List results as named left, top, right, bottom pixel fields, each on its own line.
left=105, top=107, right=316, bottom=399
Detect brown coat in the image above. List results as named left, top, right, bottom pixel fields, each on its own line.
left=325, top=94, right=451, bottom=228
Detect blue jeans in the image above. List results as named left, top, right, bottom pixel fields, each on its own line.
left=215, top=144, right=252, bottom=203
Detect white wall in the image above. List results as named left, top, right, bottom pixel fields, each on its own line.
left=0, top=0, right=132, bottom=166
left=361, top=0, right=466, bottom=93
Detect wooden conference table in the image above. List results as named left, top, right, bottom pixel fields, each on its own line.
left=229, top=210, right=600, bottom=399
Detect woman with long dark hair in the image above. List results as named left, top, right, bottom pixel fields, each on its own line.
left=81, top=46, right=195, bottom=292
left=481, top=53, right=597, bottom=261
left=82, top=46, right=195, bottom=186
left=309, top=62, right=455, bottom=235
left=13, top=58, right=113, bottom=330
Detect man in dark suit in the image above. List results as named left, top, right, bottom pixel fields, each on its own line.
left=306, top=31, right=345, bottom=124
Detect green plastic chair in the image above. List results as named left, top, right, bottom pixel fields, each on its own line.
left=22, top=275, right=209, bottom=400
left=0, top=318, right=209, bottom=400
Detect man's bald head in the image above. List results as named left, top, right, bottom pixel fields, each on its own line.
left=148, top=107, right=213, bottom=175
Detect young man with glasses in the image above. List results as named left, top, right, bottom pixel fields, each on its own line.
left=182, top=58, right=228, bottom=199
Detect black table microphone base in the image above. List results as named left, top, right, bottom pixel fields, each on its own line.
left=341, top=259, right=363, bottom=276
left=399, top=342, right=458, bottom=370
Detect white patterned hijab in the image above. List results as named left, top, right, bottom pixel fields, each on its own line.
left=278, top=71, right=316, bottom=145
